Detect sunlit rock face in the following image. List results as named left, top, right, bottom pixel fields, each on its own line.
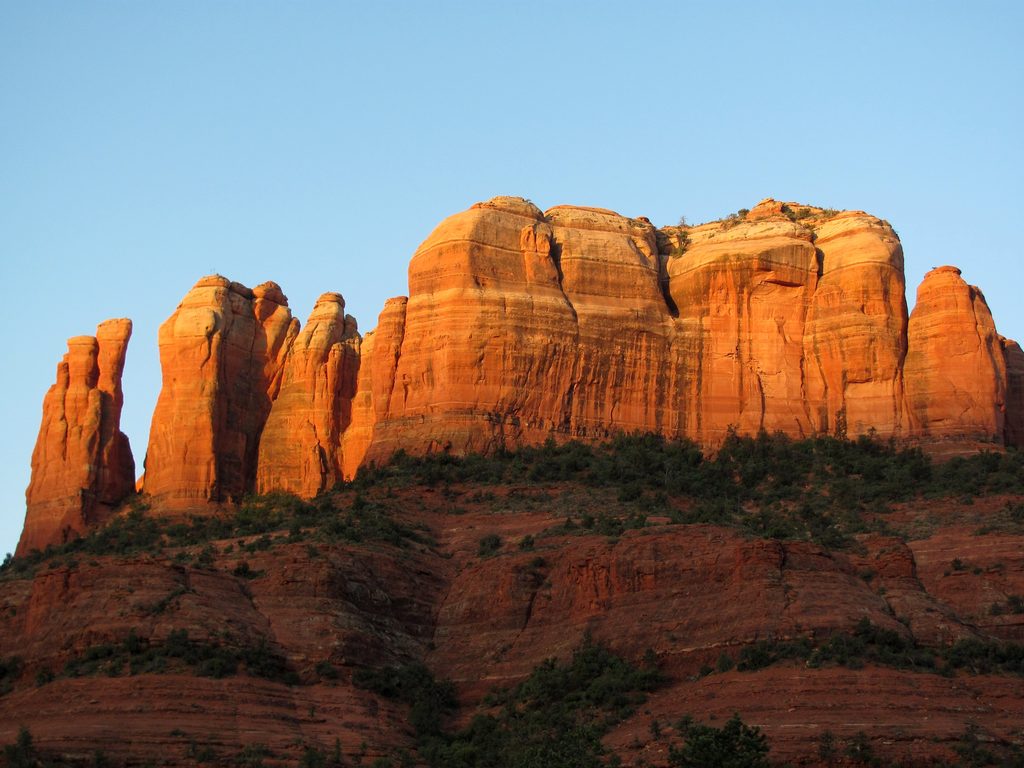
left=142, top=276, right=298, bottom=507
left=255, top=292, right=360, bottom=497
left=20, top=319, right=135, bottom=555
left=362, top=197, right=683, bottom=463
left=803, top=213, right=909, bottom=439
left=364, top=197, right=990, bottom=462
left=20, top=197, right=1023, bottom=553
left=904, top=266, right=1008, bottom=443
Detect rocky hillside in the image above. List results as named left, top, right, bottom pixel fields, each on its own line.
left=2, top=435, right=1024, bottom=766
left=17, top=197, right=1024, bottom=556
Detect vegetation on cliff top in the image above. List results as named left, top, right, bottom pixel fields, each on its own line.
left=2, top=432, right=1024, bottom=765
left=4, top=431, right=1024, bottom=580
left=357, top=430, right=1024, bottom=547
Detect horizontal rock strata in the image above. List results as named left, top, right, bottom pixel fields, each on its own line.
left=19, top=197, right=1023, bottom=551
left=19, top=319, right=135, bottom=555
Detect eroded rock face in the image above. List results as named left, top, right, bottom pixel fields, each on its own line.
left=4, top=488, right=1024, bottom=766
left=905, top=266, right=1007, bottom=442
left=142, top=276, right=299, bottom=507
left=363, top=197, right=581, bottom=461
left=20, top=320, right=135, bottom=555
left=1003, top=338, right=1024, bottom=449
left=668, top=218, right=820, bottom=441
left=361, top=198, right=700, bottom=462
left=363, top=197, right=974, bottom=461
left=256, top=293, right=360, bottom=497
left=804, top=213, right=908, bottom=438
left=21, top=197, right=1022, bottom=548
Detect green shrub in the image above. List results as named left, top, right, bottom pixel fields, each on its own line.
left=315, top=660, right=339, bottom=680
left=2, top=727, right=37, bottom=768
left=358, top=640, right=662, bottom=768
left=0, top=656, right=22, bottom=695
left=477, top=534, right=502, bottom=558
left=844, top=731, right=881, bottom=765
left=353, top=662, right=456, bottom=739
left=668, top=713, right=770, bottom=767
left=60, top=629, right=297, bottom=684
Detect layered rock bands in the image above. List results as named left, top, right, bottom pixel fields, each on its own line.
left=20, top=320, right=135, bottom=555
left=19, top=197, right=1023, bottom=552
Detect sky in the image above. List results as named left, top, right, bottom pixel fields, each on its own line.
left=1, top=1, right=1022, bottom=556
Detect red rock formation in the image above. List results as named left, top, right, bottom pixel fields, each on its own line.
left=668, top=217, right=820, bottom=441
left=3, top=483, right=1024, bottom=765
left=19, top=319, right=135, bottom=555
left=338, top=296, right=408, bottom=477
left=142, top=276, right=298, bottom=507
left=256, top=293, right=360, bottom=497
left=362, top=197, right=583, bottom=462
left=22, top=198, right=1022, bottom=534
left=547, top=205, right=676, bottom=437
left=804, top=213, right=908, bottom=438
left=904, top=266, right=1007, bottom=443
left=361, top=197, right=945, bottom=462
left=1002, top=337, right=1024, bottom=448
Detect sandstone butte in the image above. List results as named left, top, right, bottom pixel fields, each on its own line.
left=17, top=196, right=1024, bottom=554
left=20, top=319, right=135, bottom=555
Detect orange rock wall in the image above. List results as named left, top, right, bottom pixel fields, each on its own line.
left=142, top=276, right=299, bottom=507
left=804, top=214, right=908, bottom=437
left=905, top=266, right=1007, bottom=442
left=669, top=220, right=821, bottom=441
left=20, top=198, right=1024, bottom=551
left=255, top=293, right=360, bottom=497
left=19, top=319, right=135, bottom=555
left=360, top=197, right=1002, bottom=467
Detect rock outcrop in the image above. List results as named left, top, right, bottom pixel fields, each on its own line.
left=255, top=293, right=360, bottom=497
left=1003, top=337, right=1024, bottom=449
left=804, top=212, right=908, bottom=438
left=4, top=481, right=1024, bottom=765
left=19, top=198, right=1023, bottom=552
left=361, top=197, right=1017, bottom=465
left=142, top=277, right=298, bottom=507
left=669, top=215, right=821, bottom=441
left=905, top=266, right=1007, bottom=443
left=19, top=320, right=135, bottom=555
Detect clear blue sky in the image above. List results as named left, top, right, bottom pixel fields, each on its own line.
left=2, top=1, right=1022, bottom=555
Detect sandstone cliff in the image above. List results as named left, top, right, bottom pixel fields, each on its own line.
left=905, top=266, right=1008, bottom=442
left=255, top=293, right=360, bottom=497
left=19, top=320, right=135, bottom=555
left=142, top=276, right=298, bottom=507
left=19, top=197, right=1024, bottom=552
left=358, top=197, right=1016, bottom=465
left=4, top=472, right=1024, bottom=766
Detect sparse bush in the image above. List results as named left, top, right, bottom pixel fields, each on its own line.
left=668, top=713, right=770, bottom=767
left=477, top=534, right=502, bottom=558
left=0, top=656, right=22, bottom=695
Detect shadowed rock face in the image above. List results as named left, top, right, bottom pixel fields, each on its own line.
left=19, top=319, right=135, bottom=555
left=1003, top=337, right=1024, bottom=448
left=19, top=198, right=1024, bottom=552
left=142, top=276, right=299, bottom=507
left=3, top=488, right=1024, bottom=766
